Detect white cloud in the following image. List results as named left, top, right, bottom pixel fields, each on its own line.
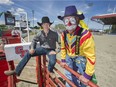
left=94, top=13, right=102, bottom=16
left=0, top=0, right=14, bottom=5
left=8, top=7, right=26, bottom=15
left=16, top=8, right=25, bottom=13
left=30, top=17, right=37, bottom=21
left=14, top=12, right=20, bottom=16
left=8, top=7, right=15, bottom=12
left=8, top=7, right=25, bottom=13
left=61, top=11, right=64, bottom=13
left=37, top=2, right=55, bottom=16
left=57, top=10, right=64, bottom=16
left=107, top=8, right=113, bottom=13
left=77, top=3, right=93, bottom=14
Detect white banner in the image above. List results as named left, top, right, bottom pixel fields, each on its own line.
left=4, top=42, right=40, bottom=61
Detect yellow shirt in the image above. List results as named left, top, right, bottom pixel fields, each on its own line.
left=61, top=26, right=96, bottom=78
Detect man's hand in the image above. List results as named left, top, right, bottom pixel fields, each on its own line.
left=79, top=75, right=89, bottom=85
left=60, top=62, right=67, bottom=68
left=29, top=49, right=35, bottom=55
left=49, top=51, right=56, bottom=55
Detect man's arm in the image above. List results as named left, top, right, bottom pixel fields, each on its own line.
left=79, top=31, right=96, bottom=85
left=30, top=31, right=41, bottom=50
left=80, top=31, right=96, bottom=80
left=60, top=32, right=66, bottom=62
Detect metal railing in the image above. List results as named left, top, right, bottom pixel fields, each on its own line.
left=21, top=37, right=27, bottom=43
left=36, top=55, right=99, bottom=87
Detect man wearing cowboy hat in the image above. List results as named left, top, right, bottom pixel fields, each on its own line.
left=4, top=16, right=60, bottom=79
left=58, top=5, right=96, bottom=87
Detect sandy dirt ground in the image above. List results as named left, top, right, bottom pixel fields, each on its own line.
left=94, top=35, right=116, bottom=87
left=14, top=34, right=116, bottom=87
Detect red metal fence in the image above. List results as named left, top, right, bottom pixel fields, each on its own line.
left=0, top=30, right=20, bottom=87
left=0, top=50, right=99, bottom=87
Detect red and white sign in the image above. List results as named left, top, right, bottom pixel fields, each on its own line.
left=4, top=42, right=39, bottom=61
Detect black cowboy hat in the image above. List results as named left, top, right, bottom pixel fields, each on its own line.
left=37, top=16, right=53, bottom=26
left=58, top=5, right=85, bottom=20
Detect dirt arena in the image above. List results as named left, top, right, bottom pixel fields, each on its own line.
left=14, top=34, right=116, bottom=87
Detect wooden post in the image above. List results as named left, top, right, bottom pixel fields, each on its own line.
left=8, top=61, right=17, bottom=87
left=36, top=56, right=43, bottom=87
left=42, top=55, right=46, bottom=87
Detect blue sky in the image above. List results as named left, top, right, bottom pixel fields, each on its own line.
left=0, top=0, right=116, bottom=29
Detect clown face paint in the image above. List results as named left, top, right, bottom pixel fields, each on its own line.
left=63, top=16, right=77, bottom=30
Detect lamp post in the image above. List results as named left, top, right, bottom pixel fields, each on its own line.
left=25, top=12, right=29, bottom=42
left=32, top=10, right=35, bottom=35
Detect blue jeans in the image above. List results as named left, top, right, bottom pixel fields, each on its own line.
left=65, top=55, right=86, bottom=87
left=15, top=47, right=56, bottom=76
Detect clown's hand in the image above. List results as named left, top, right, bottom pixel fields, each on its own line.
left=79, top=75, right=89, bottom=86
left=60, top=62, right=67, bottom=68
left=29, top=49, right=35, bottom=55
left=49, top=51, right=56, bottom=55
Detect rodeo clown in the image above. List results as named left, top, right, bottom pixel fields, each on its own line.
left=58, top=5, right=96, bottom=87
